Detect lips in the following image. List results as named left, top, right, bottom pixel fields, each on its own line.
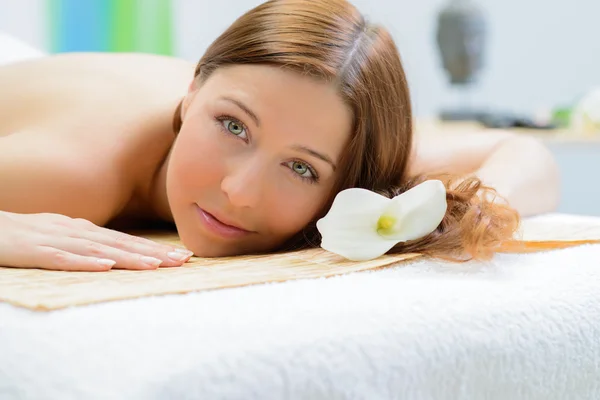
left=195, top=205, right=253, bottom=239
left=207, top=209, right=249, bottom=231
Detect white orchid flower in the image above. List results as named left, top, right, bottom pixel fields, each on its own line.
left=316, top=180, right=448, bottom=261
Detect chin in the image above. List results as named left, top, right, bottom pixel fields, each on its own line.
left=171, top=206, right=292, bottom=257
left=187, top=242, right=240, bottom=258
left=177, top=233, right=238, bottom=257
left=175, top=227, right=269, bottom=258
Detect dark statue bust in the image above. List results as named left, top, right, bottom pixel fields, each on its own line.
left=435, top=1, right=557, bottom=128
left=436, top=0, right=487, bottom=86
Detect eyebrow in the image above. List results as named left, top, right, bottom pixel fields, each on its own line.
left=221, top=97, right=261, bottom=127
left=221, top=97, right=336, bottom=171
left=292, top=145, right=337, bottom=171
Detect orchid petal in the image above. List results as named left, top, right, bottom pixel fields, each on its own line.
left=380, top=180, right=447, bottom=241
left=317, top=188, right=391, bottom=232
left=319, top=228, right=400, bottom=261
left=316, top=188, right=393, bottom=261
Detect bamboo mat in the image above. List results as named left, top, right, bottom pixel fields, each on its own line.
left=2, top=216, right=600, bottom=311
left=0, top=243, right=420, bottom=311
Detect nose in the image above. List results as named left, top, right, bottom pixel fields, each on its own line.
left=220, top=157, right=266, bottom=209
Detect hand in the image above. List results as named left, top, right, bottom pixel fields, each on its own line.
left=0, top=211, right=194, bottom=271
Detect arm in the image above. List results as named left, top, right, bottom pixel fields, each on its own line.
left=409, top=130, right=560, bottom=217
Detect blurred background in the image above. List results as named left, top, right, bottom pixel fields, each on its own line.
left=1, top=0, right=599, bottom=215
left=1, top=0, right=599, bottom=117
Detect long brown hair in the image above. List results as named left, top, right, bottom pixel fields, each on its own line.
left=174, top=0, right=519, bottom=261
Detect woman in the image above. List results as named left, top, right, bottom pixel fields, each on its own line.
left=0, top=0, right=559, bottom=271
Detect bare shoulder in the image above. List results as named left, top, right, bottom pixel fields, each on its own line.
left=0, top=53, right=194, bottom=223
left=0, top=52, right=195, bottom=137
left=0, top=131, right=130, bottom=224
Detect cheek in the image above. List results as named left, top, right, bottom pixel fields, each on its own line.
left=167, top=118, right=225, bottom=198
left=262, top=185, right=327, bottom=236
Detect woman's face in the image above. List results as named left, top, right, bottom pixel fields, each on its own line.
left=166, top=64, right=352, bottom=256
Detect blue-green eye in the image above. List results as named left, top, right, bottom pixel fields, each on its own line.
left=292, top=161, right=309, bottom=176
left=222, top=119, right=247, bottom=139
left=287, top=160, right=316, bottom=181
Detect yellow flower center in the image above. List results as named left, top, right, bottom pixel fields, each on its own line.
left=377, top=215, right=396, bottom=233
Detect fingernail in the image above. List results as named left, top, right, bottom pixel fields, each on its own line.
left=173, top=248, right=194, bottom=256
left=97, top=259, right=116, bottom=267
left=168, top=251, right=191, bottom=262
left=141, top=256, right=162, bottom=267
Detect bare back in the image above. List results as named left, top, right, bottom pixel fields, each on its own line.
left=0, top=53, right=195, bottom=225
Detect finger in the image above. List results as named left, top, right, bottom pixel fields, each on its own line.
left=96, top=229, right=193, bottom=267
left=26, top=246, right=116, bottom=272
left=70, top=221, right=193, bottom=267
left=47, top=237, right=164, bottom=270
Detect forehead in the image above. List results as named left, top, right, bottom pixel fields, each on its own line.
left=200, top=64, right=352, bottom=158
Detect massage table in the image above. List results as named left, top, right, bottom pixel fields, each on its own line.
left=1, top=213, right=600, bottom=399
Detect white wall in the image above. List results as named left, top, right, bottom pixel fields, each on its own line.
left=547, top=142, right=600, bottom=216
left=0, top=0, right=47, bottom=50
left=2, top=0, right=599, bottom=117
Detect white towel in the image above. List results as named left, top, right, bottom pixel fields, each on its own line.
left=0, top=33, right=45, bottom=66
left=1, top=214, right=599, bottom=400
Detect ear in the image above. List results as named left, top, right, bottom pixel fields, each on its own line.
left=180, top=79, right=199, bottom=119
left=188, top=79, right=197, bottom=93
